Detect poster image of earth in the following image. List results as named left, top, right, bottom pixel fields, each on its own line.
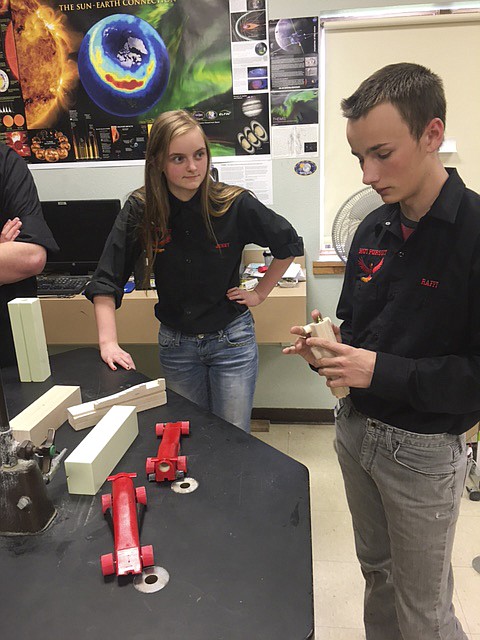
left=7, top=0, right=249, bottom=162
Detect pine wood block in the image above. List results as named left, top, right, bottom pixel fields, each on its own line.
left=93, top=378, right=165, bottom=409
left=304, top=317, right=350, bottom=399
left=251, top=419, right=270, bottom=433
left=67, top=379, right=167, bottom=431
left=64, top=405, right=138, bottom=495
left=7, top=297, right=50, bottom=382
left=10, top=385, right=82, bottom=447
left=7, top=300, right=30, bottom=381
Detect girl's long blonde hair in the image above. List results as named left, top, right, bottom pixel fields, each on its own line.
left=134, top=110, right=246, bottom=284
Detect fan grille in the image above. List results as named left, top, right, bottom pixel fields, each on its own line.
left=332, top=187, right=383, bottom=263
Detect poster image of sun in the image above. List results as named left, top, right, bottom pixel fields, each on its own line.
left=0, top=7, right=30, bottom=157
left=8, top=0, right=247, bottom=163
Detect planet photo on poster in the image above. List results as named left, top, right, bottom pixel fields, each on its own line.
left=242, top=96, right=263, bottom=117
left=78, top=14, right=170, bottom=117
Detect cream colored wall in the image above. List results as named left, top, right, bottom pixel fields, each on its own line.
left=324, top=16, right=480, bottom=241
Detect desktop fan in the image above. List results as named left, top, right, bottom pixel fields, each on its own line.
left=331, top=187, right=383, bottom=263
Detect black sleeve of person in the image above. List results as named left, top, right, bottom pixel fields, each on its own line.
left=84, top=197, right=143, bottom=309
left=235, top=191, right=304, bottom=259
left=0, top=144, right=58, bottom=252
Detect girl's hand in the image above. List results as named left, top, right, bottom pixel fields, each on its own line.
left=100, top=342, right=136, bottom=371
left=226, top=286, right=264, bottom=307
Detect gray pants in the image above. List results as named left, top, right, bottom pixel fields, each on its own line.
left=335, top=398, right=468, bottom=640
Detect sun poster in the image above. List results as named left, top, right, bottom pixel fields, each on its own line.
left=0, top=0, right=271, bottom=163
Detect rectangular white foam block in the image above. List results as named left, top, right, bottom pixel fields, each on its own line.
left=10, top=385, right=82, bottom=447
left=7, top=297, right=50, bottom=382
left=64, top=405, right=138, bottom=495
left=67, top=378, right=166, bottom=431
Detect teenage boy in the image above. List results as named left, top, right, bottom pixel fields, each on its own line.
left=284, top=63, right=479, bottom=640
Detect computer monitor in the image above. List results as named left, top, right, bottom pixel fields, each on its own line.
left=41, top=199, right=121, bottom=275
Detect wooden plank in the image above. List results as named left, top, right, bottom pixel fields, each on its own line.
left=93, top=378, right=165, bottom=410
left=7, top=298, right=50, bottom=381
left=7, top=299, right=31, bottom=381
left=312, top=261, right=346, bottom=275
left=10, top=385, right=82, bottom=446
left=67, top=379, right=167, bottom=431
left=250, top=419, right=270, bottom=433
left=64, top=405, right=138, bottom=495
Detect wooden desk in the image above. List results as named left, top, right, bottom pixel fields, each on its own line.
left=0, top=349, right=313, bottom=640
left=39, top=283, right=306, bottom=345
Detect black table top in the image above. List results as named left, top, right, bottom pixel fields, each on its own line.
left=0, top=348, right=313, bottom=640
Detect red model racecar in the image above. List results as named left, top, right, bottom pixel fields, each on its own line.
left=146, top=421, right=190, bottom=482
left=100, top=472, right=154, bottom=577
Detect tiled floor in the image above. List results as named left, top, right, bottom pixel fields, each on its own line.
left=254, top=423, right=480, bottom=640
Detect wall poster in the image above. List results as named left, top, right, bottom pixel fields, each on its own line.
left=268, top=16, right=319, bottom=158
left=0, top=0, right=272, bottom=163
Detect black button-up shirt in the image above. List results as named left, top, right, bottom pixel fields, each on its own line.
left=0, top=144, right=58, bottom=367
left=338, top=168, right=480, bottom=434
left=86, top=189, right=303, bottom=334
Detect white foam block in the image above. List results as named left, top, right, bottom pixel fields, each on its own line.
left=67, top=379, right=166, bottom=431
left=7, top=297, right=50, bottom=382
left=10, top=385, right=82, bottom=447
left=64, top=405, right=138, bottom=495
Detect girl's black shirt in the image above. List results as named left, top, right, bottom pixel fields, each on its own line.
left=85, top=189, right=303, bottom=334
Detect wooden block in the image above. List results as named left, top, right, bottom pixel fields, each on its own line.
left=93, top=378, right=166, bottom=410
left=466, top=423, right=479, bottom=443
left=64, top=405, right=138, bottom=495
left=7, top=298, right=50, bottom=382
left=7, top=300, right=30, bottom=381
left=10, top=385, right=82, bottom=447
left=251, top=419, right=270, bottom=433
left=67, top=379, right=167, bottom=431
left=304, top=317, right=350, bottom=399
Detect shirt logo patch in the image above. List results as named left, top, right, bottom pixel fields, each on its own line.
left=358, top=256, right=385, bottom=283
left=420, top=278, right=439, bottom=288
left=154, top=229, right=172, bottom=253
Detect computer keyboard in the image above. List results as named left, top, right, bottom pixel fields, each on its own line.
left=36, top=275, right=91, bottom=297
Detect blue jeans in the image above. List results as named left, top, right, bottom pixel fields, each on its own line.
left=158, top=311, right=258, bottom=432
left=335, top=397, right=468, bottom=640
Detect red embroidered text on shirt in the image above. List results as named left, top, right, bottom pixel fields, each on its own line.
left=358, top=248, right=388, bottom=256
left=154, top=229, right=172, bottom=253
left=420, top=278, right=439, bottom=288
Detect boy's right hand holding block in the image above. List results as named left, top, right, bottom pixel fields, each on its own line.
left=303, top=317, right=350, bottom=399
